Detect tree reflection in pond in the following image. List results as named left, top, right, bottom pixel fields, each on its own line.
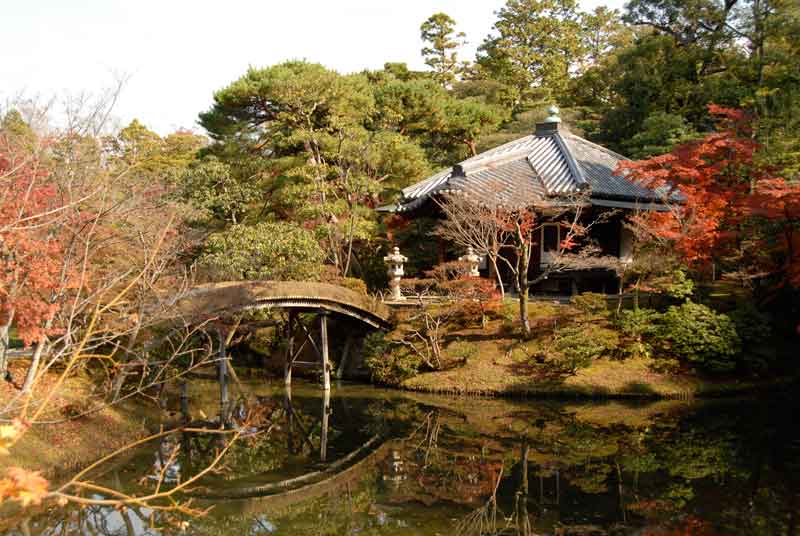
left=1, top=382, right=798, bottom=535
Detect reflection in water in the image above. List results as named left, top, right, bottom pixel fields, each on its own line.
left=2, top=382, right=799, bottom=535
left=284, top=385, right=331, bottom=462
left=147, top=435, right=182, bottom=484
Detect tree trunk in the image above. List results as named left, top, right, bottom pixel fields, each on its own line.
left=0, top=309, right=15, bottom=380
left=21, top=338, right=47, bottom=393
left=518, top=244, right=531, bottom=338
left=109, top=313, right=144, bottom=401
left=518, top=285, right=530, bottom=337
left=489, top=255, right=505, bottom=299
left=335, top=334, right=354, bottom=379
left=343, top=206, right=356, bottom=277
left=521, top=442, right=529, bottom=495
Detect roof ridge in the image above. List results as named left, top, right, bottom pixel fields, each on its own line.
left=400, top=167, right=450, bottom=197
left=458, top=134, right=535, bottom=166
left=553, top=132, right=589, bottom=191
left=525, top=135, right=578, bottom=195
left=456, top=149, right=537, bottom=176
left=563, top=132, right=630, bottom=163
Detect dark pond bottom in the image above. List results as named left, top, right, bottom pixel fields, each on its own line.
left=4, top=381, right=799, bottom=535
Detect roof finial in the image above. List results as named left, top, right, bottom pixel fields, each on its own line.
left=545, top=105, right=561, bottom=124
left=535, top=105, right=562, bottom=136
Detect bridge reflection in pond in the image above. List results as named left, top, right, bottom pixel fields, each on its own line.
left=2, top=381, right=799, bottom=535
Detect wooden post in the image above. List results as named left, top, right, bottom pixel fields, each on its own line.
left=320, top=312, right=331, bottom=391
left=285, top=312, right=295, bottom=387
left=521, top=443, right=529, bottom=496
left=320, top=388, right=330, bottom=462
left=335, top=334, right=353, bottom=379
left=218, top=331, right=229, bottom=425
left=285, top=385, right=295, bottom=455
left=180, top=381, right=189, bottom=425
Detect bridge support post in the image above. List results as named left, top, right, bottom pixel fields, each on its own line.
left=218, top=330, right=229, bottom=426
left=320, top=312, right=331, bottom=392
left=285, top=385, right=295, bottom=455
left=180, top=381, right=189, bottom=425
left=284, top=312, right=295, bottom=387
left=335, top=334, right=353, bottom=379
left=320, top=389, right=330, bottom=462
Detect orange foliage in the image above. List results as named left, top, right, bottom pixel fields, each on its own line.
left=0, top=136, right=79, bottom=346
left=445, top=275, right=502, bottom=326
left=0, top=467, right=49, bottom=507
left=619, top=105, right=800, bottom=288
left=0, top=418, right=27, bottom=455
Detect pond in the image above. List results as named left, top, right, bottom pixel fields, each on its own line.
left=3, top=380, right=799, bottom=535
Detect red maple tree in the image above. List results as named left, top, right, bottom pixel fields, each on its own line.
left=618, top=105, right=800, bottom=288
left=0, top=136, right=74, bottom=349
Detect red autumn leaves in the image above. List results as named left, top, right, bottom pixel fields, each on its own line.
left=618, top=105, right=800, bottom=288
left=0, top=137, right=78, bottom=347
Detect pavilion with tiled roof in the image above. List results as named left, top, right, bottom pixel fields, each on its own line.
left=378, top=107, right=673, bottom=295
left=378, top=106, right=670, bottom=215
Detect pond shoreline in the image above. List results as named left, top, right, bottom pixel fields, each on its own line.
left=397, top=374, right=798, bottom=399
left=0, top=362, right=163, bottom=481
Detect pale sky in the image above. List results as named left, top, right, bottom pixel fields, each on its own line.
left=2, top=0, right=625, bottom=135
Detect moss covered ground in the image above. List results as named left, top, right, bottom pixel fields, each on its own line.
left=394, top=300, right=785, bottom=398
left=0, top=361, right=161, bottom=479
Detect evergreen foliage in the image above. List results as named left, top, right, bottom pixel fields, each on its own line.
left=198, top=222, right=324, bottom=282
left=652, top=301, right=741, bottom=373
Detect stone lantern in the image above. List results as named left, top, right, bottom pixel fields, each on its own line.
left=459, top=246, right=481, bottom=277
left=383, top=246, right=408, bottom=301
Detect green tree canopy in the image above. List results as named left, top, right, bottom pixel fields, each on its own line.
left=179, top=157, right=261, bottom=225
left=199, top=222, right=324, bottom=281
left=197, top=61, right=438, bottom=277
left=476, top=0, right=585, bottom=106
left=0, top=109, right=37, bottom=147
left=420, top=12, right=466, bottom=87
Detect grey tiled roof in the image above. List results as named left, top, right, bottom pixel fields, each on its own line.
left=562, top=134, right=655, bottom=201
left=379, top=124, right=669, bottom=213
left=450, top=158, right=549, bottom=209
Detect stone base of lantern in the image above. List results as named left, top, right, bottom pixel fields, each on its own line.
left=388, top=282, right=405, bottom=301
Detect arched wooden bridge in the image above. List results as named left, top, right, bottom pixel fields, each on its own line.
left=174, top=280, right=391, bottom=330
left=173, top=281, right=392, bottom=392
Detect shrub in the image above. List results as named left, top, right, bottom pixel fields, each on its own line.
left=499, top=300, right=519, bottom=334
left=332, top=276, right=369, bottom=296
left=446, top=339, right=478, bottom=365
left=500, top=300, right=517, bottom=323
left=663, top=269, right=695, bottom=300
left=199, top=222, right=324, bottom=281
left=550, top=324, right=618, bottom=374
left=729, top=304, right=772, bottom=349
left=362, top=332, right=422, bottom=386
left=618, top=308, right=660, bottom=338
left=500, top=299, right=560, bottom=334
left=729, top=304, right=774, bottom=372
left=616, top=308, right=660, bottom=359
left=570, top=292, right=608, bottom=316
left=443, top=277, right=502, bottom=328
left=652, top=301, right=740, bottom=373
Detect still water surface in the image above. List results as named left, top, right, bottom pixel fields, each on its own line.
left=4, top=381, right=799, bottom=535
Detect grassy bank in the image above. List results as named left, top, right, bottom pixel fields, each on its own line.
left=401, top=333, right=776, bottom=398
left=0, top=361, right=162, bottom=479
left=376, top=298, right=790, bottom=399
